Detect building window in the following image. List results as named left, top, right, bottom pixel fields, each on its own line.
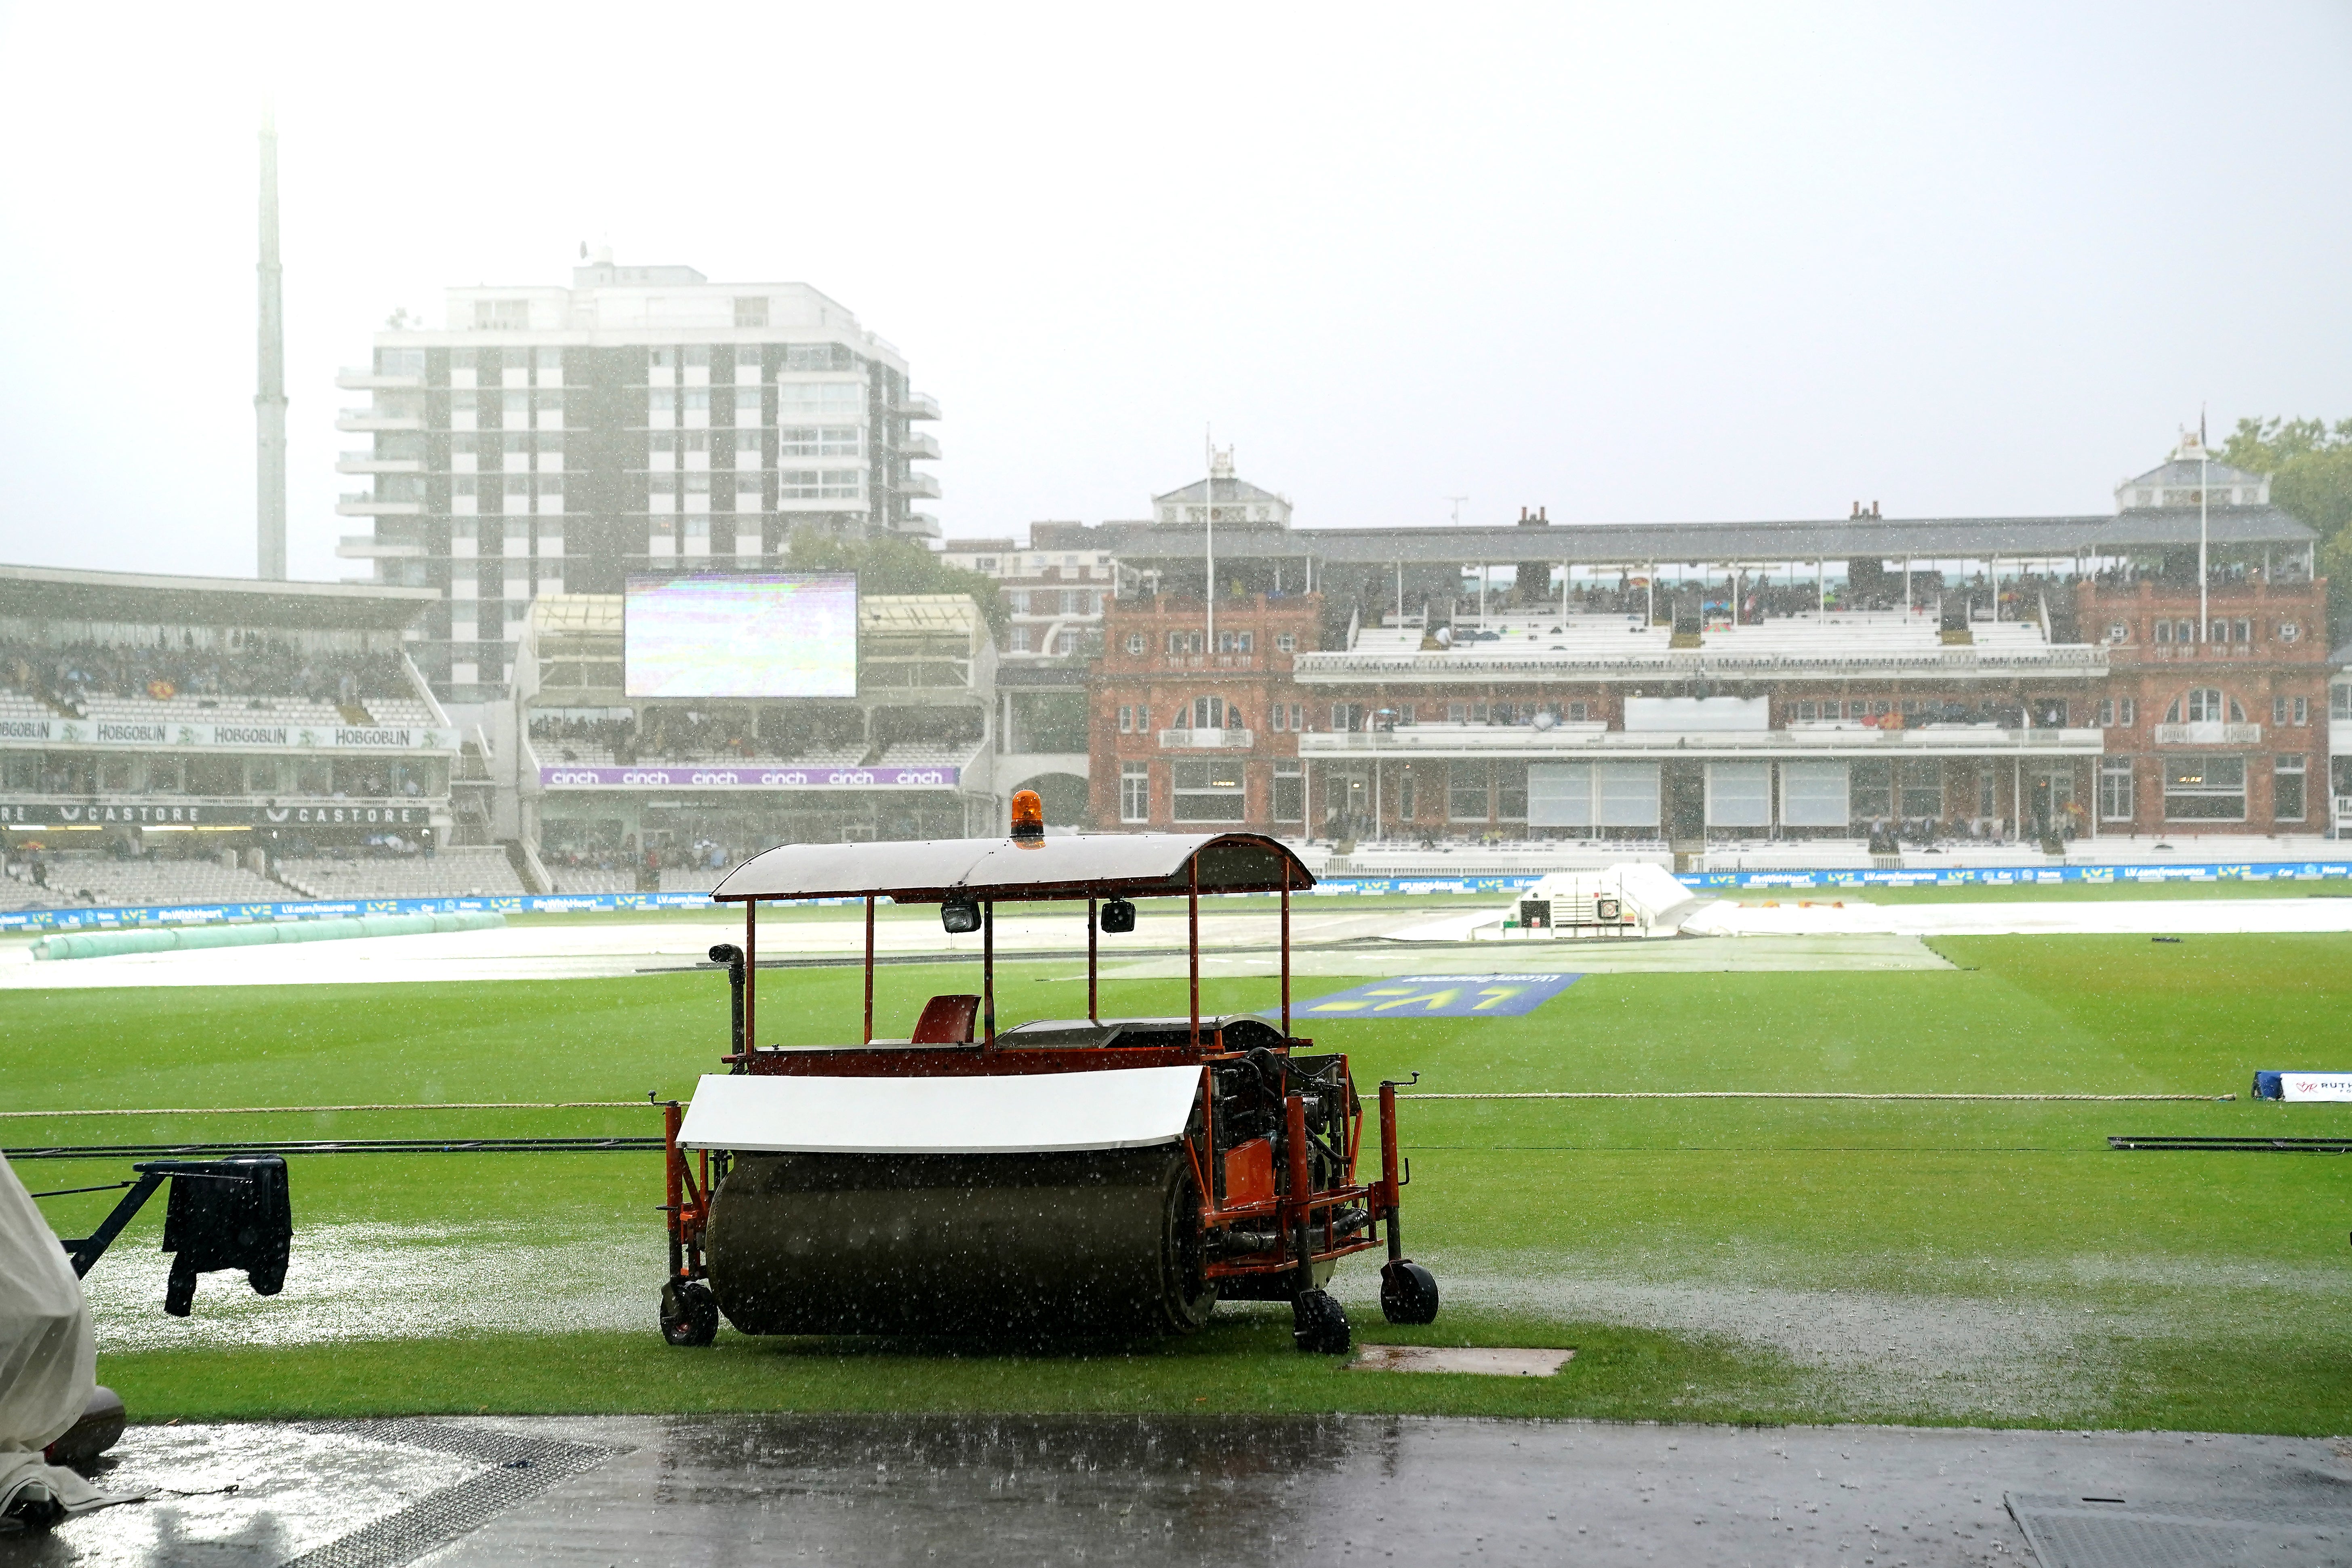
left=1270, top=705, right=1287, bottom=733
left=2333, top=685, right=2352, bottom=722
left=2096, top=699, right=2113, bottom=727
left=734, top=297, right=769, bottom=328
left=1165, top=630, right=1203, bottom=657
left=2279, top=621, right=2301, bottom=644
left=1120, top=763, right=1150, bottom=823
left=1851, top=760, right=1893, bottom=820
left=1496, top=761, right=1527, bottom=821
left=2098, top=758, right=2134, bottom=821
left=1273, top=762, right=1302, bottom=823
left=2163, top=754, right=2247, bottom=821
left=1900, top=760, right=1944, bottom=820
left=2106, top=623, right=2129, bottom=643
left=1395, top=766, right=1416, bottom=821
left=1123, top=633, right=1144, bottom=656
left=779, top=425, right=861, bottom=457
left=1449, top=761, right=1490, bottom=822
left=1332, top=703, right=1364, bottom=732
left=2171, top=688, right=2243, bottom=724
left=2274, top=755, right=2308, bottom=821
left=776, top=381, right=864, bottom=414
left=1117, top=705, right=1134, bottom=734
left=2273, top=695, right=2311, bottom=726
left=1172, top=758, right=1245, bottom=823
left=783, top=344, right=845, bottom=372
left=474, top=299, right=528, bottom=329
left=1275, top=632, right=1296, bottom=653
left=1189, top=696, right=1235, bottom=732
left=778, top=469, right=863, bottom=500
left=1217, top=630, right=1253, bottom=654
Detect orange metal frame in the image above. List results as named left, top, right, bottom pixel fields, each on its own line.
left=662, top=851, right=1410, bottom=1303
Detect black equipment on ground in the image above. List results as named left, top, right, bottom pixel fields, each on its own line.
left=58, top=1156, right=292, bottom=1316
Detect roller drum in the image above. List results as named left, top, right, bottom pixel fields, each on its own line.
left=707, top=1145, right=1216, bottom=1336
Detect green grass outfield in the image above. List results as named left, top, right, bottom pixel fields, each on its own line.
left=6, top=932, right=2349, bottom=1432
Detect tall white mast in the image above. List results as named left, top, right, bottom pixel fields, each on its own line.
left=256, top=107, right=288, bottom=581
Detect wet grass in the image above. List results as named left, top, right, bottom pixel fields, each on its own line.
left=6, top=929, right=2350, bottom=1431
left=93, top=1313, right=1819, bottom=1426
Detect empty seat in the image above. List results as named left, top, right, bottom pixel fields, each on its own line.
left=910, top=994, right=981, bottom=1045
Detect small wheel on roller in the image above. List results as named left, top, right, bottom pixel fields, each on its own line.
left=1292, top=1288, right=1351, bottom=1355
left=660, top=1280, right=719, bottom=1347
left=1380, top=1260, right=1441, bottom=1326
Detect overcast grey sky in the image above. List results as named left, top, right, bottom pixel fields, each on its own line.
left=2, top=2, right=2348, bottom=583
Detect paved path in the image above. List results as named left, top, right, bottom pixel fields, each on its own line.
left=13, top=1415, right=2350, bottom=1566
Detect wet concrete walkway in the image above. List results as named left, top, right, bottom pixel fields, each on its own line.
left=9, top=1414, right=2350, bottom=1567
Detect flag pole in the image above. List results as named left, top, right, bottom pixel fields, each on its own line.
left=2197, top=406, right=2209, bottom=645
left=1204, top=426, right=1216, bottom=665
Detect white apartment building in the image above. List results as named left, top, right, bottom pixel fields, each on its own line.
left=336, top=257, right=941, bottom=703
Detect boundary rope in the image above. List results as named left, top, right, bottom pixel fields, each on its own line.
left=3, top=1092, right=2234, bottom=1118
left=1398, top=1091, right=2234, bottom=1101
left=0, top=1103, right=655, bottom=1118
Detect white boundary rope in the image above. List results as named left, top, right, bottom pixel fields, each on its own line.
left=2, top=1091, right=2232, bottom=1117
left=0, top=1103, right=654, bottom=1118
left=1399, top=1091, right=2233, bottom=1102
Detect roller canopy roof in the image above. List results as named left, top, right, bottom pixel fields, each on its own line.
left=711, top=832, right=1315, bottom=904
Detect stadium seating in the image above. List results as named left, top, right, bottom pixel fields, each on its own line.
left=273, top=846, right=524, bottom=900
left=548, top=868, right=639, bottom=894
left=0, top=857, right=288, bottom=909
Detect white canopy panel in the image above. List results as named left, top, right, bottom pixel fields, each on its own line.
left=677, top=1066, right=1205, bottom=1155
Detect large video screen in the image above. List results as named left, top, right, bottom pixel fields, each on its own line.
left=623, top=573, right=859, bottom=698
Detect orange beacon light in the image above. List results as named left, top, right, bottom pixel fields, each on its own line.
left=1009, top=789, right=1045, bottom=842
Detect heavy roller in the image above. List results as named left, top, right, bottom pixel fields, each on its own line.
left=657, top=791, right=1439, bottom=1353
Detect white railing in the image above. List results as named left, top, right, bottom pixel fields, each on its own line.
left=1158, top=728, right=1254, bottom=749
left=2152, top=722, right=2262, bottom=745
left=1297, top=725, right=2106, bottom=756
left=1292, top=644, right=2106, bottom=683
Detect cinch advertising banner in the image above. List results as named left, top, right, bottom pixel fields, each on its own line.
left=1295, top=973, right=1582, bottom=1018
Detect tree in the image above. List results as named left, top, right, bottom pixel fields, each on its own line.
left=783, top=528, right=1008, bottom=637
left=2218, top=415, right=2352, bottom=638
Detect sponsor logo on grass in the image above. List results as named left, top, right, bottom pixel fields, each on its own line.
left=1297, top=973, right=1583, bottom=1018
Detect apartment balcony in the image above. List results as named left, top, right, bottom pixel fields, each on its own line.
left=1159, top=728, right=1254, bottom=749
left=337, top=494, right=424, bottom=516
left=337, top=410, right=425, bottom=432
left=897, top=471, right=942, bottom=499
left=898, top=390, right=942, bottom=420
left=896, top=512, right=942, bottom=539
left=335, top=367, right=425, bottom=390
left=900, top=431, right=942, bottom=461
left=337, top=452, right=423, bottom=474
left=2151, top=722, right=2263, bottom=746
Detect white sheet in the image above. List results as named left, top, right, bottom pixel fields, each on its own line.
left=0, top=1153, right=107, bottom=1515
left=677, top=1065, right=1204, bottom=1155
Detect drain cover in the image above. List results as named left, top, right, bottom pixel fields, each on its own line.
left=2007, top=1491, right=2352, bottom=1568
left=281, top=1420, right=620, bottom=1568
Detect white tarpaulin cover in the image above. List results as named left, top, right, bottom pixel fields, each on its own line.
left=0, top=1154, right=105, bottom=1515
left=677, top=1066, right=1205, bottom=1155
